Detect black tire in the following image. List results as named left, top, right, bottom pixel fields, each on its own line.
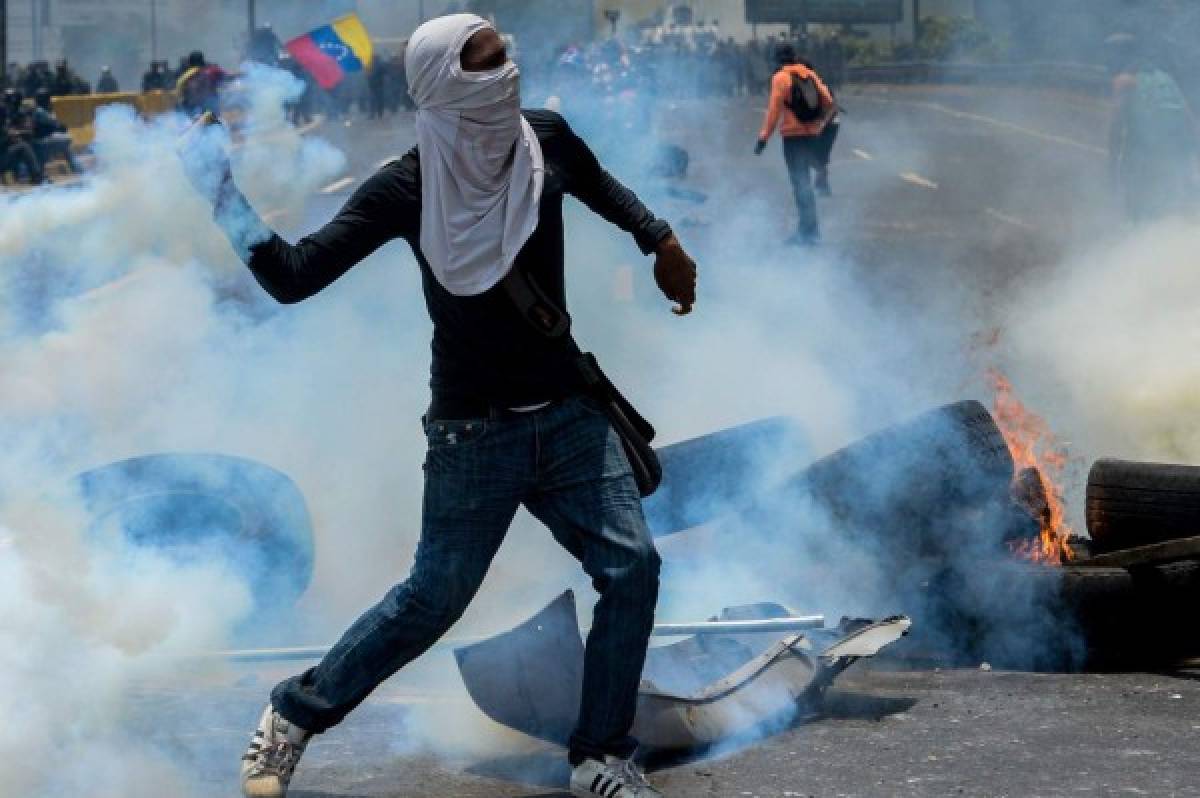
left=645, top=417, right=810, bottom=537
left=758, top=400, right=1017, bottom=558
left=1086, top=458, right=1200, bottom=554
left=71, top=453, right=314, bottom=611
left=1063, top=559, right=1200, bottom=667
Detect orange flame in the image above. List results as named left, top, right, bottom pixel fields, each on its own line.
left=987, top=370, right=1074, bottom=564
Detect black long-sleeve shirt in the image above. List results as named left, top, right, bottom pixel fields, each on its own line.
left=236, top=109, right=672, bottom=408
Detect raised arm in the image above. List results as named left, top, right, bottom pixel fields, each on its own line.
left=217, top=169, right=412, bottom=304
left=558, top=117, right=696, bottom=314
left=180, top=118, right=415, bottom=304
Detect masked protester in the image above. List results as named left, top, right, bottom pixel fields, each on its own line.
left=754, top=43, right=836, bottom=246
left=180, top=14, right=695, bottom=798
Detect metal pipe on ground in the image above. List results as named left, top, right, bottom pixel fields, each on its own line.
left=204, top=617, right=827, bottom=664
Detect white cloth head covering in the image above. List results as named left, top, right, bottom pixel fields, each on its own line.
left=405, top=13, right=544, bottom=296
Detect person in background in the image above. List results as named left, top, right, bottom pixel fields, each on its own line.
left=754, top=43, right=836, bottom=245
left=142, top=61, right=168, bottom=92
left=32, top=88, right=79, bottom=173
left=280, top=56, right=315, bottom=126
left=23, top=61, right=52, bottom=98
left=0, top=104, right=45, bottom=185
left=386, top=52, right=413, bottom=112
left=247, top=24, right=283, bottom=67
left=53, top=59, right=87, bottom=95
left=96, top=66, right=119, bottom=94
left=176, top=51, right=229, bottom=118
left=798, top=57, right=840, bottom=197
left=367, top=57, right=387, bottom=119
left=4, top=88, right=34, bottom=136
left=1106, top=34, right=1198, bottom=221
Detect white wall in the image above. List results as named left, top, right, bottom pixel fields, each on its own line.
left=597, top=0, right=977, bottom=45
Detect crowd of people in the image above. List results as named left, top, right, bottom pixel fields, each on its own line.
left=0, top=49, right=235, bottom=184
left=536, top=32, right=847, bottom=104
left=0, top=85, right=78, bottom=185
left=1, top=59, right=91, bottom=98
left=0, top=29, right=847, bottom=192
left=288, top=31, right=847, bottom=127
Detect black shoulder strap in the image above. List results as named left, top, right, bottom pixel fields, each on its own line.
left=501, top=264, right=571, bottom=339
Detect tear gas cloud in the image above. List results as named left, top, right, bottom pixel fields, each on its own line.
left=2, top=5, right=1197, bottom=791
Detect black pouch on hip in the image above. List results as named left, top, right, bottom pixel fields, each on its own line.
left=501, top=269, right=662, bottom=497
left=574, top=353, right=662, bottom=498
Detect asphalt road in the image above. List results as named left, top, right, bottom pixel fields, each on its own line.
left=143, top=85, right=1200, bottom=797
left=304, top=82, right=1117, bottom=355
left=158, top=664, right=1200, bottom=797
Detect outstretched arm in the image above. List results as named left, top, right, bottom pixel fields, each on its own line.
left=561, top=121, right=697, bottom=314
left=180, top=116, right=413, bottom=304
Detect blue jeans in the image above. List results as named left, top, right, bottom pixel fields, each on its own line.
left=783, top=135, right=820, bottom=240
left=271, top=396, right=661, bottom=763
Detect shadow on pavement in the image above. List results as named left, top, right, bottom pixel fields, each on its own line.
left=464, top=749, right=572, bottom=791
left=641, top=689, right=915, bottom=771
left=822, top=689, right=919, bottom=720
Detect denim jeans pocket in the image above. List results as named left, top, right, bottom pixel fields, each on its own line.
left=423, top=417, right=490, bottom=448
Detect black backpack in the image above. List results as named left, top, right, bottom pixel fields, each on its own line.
left=784, top=71, right=823, bottom=122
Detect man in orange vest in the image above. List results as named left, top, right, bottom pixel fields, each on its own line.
left=755, top=43, right=836, bottom=246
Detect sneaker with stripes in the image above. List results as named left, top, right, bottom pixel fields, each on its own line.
left=240, top=704, right=311, bottom=798
left=570, top=756, right=664, bottom=798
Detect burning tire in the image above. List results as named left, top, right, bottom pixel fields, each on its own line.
left=761, top=400, right=1018, bottom=557
left=648, top=401, right=1020, bottom=549
left=72, top=453, right=315, bottom=611
left=1086, top=458, right=1200, bottom=554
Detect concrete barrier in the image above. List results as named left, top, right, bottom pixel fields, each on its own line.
left=50, top=90, right=177, bottom=149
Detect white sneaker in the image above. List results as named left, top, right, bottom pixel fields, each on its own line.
left=571, top=756, right=664, bottom=798
left=240, top=704, right=311, bottom=798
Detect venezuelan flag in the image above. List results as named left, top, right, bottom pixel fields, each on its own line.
left=285, top=13, right=373, bottom=90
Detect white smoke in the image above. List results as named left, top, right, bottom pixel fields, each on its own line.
left=1004, top=215, right=1200, bottom=468
left=6, top=27, right=1185, bottom=792
left=0, top=66, right=354, bottom=796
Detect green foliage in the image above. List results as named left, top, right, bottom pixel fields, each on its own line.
left=841, top=16, right=1009, bottom=66
left=843, top=37, right=896, bottom=67
left=915, top=16, right=1008, bottom=62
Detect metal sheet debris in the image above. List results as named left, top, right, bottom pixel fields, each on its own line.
left=455, top=591, right=910, bottom=751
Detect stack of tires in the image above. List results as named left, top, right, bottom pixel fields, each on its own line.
left=647, top=406, right=1200, bottom=669
left=1070, top=459, right=1200, bottom=667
